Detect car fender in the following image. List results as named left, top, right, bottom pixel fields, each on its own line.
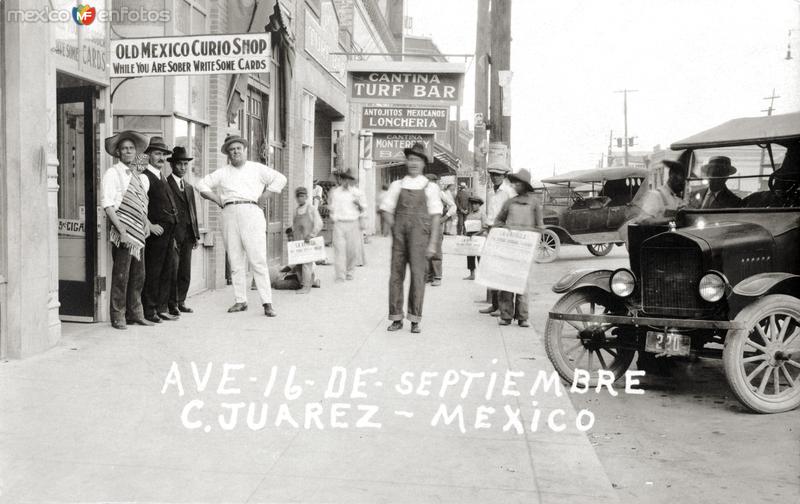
left=552, top=268, right=614, bottom=294
left=731, top=273, right=800, bottom=298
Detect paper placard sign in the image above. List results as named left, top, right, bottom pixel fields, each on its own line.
left=475, top=228, right=540, bottom=294
left=464, top=219, right=482, bottom=234
left=442, top=235, right=486, bottom=256
left=287, top=237, right=326, bottom=265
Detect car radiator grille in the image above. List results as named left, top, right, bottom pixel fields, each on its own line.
left=641, top=246, right=702, bottom=314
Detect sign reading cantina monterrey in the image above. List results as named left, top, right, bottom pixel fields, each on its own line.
left=350, top=72, right=461, bottom=104
left=110, top=33, right=270, bottom=78
left=372, top=133, right=434, bottom=161
left=361, top=106, right=449, bottom=132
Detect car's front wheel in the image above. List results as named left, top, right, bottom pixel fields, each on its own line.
left=535, top=229, right=560, bottom=263
left=545, top=287, right=636, bottom=386
left=723, top=294, right=800, bottom=414
left=587, top=243, right=613, bottom=256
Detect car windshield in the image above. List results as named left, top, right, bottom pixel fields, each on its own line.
left=682, top=143, right=800, bottom=209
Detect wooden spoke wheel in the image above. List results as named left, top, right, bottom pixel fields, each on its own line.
left=535, top=229, right=561, bottom=263
left=587, top=243, right=613, bottom=256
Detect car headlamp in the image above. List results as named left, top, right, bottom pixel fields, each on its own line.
left=699, top=272, right=726, bottom=302
left=610, top=269, right=635, bottom=297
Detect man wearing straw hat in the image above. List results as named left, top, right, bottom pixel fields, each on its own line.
left=196, top=135, right=287, bottom=317
left=328, top=168, right=367, bottom=282
left=101, top=130, right=153, bottom=330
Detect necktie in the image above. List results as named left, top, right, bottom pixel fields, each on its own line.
left=179, top=179, right=184, bottom=191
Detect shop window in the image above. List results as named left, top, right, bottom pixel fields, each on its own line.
left=113, top=115, right=162, bottom=135
left=174, top=118, right=207, bottom=230
left=302, top=91, right=316, bottom=147
left=245, top=87, right=269, bottom=163
left=173, top=0, right=207, bottom=120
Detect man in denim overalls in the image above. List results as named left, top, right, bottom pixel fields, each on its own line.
left=380, top=143, right=443, bottom=334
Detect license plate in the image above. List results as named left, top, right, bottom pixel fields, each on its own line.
left=645, top=331, right=691, bottom=356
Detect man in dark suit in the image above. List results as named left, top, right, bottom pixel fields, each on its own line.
left=689, top=156, right=742, bottom=209
left=142, top=136, right=179, bottom=323
left=167, top=147, right=201, bottom=314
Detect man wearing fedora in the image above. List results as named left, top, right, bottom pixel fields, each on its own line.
left=689, top=156, right=742, bottom=209
left=328, top=168, right=367, bottom=282
left=478, top=162, right=516, bottom=317
left=142, top=136, right=180, bottom=323
left=380, top=142, right=443, bottom=333
left=101, top=130, right=153, bottom=330
left=493, top=168, right=544, bottom=327
left=166, top=146, right=201, bottom=315
left=196, top=135, right=287, bottom=316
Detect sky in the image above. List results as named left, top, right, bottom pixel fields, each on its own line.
left=406, top=0, right=800, bottom=180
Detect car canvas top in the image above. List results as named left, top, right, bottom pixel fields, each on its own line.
left=671, top=111, right=800, bottom=150
left=542, top=166, right=649, bottom=184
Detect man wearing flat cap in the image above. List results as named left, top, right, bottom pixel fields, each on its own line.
left=380, top=142, right=443, bottom=334
left=166, top=146, right=201, bottom=315
left=196, top=135, right=287, bottom=316
left=292, top=186, right=324, bottom=294
left=689, top=156, right=742, bottom=209
left=142, top=136, right=180, bottom=324
left=101, top=130, right=153, bottom=330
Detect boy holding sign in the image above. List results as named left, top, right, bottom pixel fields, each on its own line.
left=463, top=194, right=488, bottom=280
left=292, top=187, right=324, bottom=294
left=493, top=169, right=544, bottom=327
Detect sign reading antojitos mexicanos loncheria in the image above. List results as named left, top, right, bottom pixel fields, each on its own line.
left=347, top=61, right=465, bottom=106
left=361, top=106, right=449, bottom=132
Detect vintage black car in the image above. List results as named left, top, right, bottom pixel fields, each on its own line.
left=536, top=166, right=649, bottom=262
left=544, top=111, right=800, bottom=413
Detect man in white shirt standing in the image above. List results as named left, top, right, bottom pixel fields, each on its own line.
left=479, top=161, right=516, bottom=316
left=328, top=169, right=367, bottom=282
left=424, top=174, right=457, bottom=286
left=196, top=135, right=287, bottom=317
left=380, top=142, right=443, bottom=334
left=101, top=130, right=152, bottom=330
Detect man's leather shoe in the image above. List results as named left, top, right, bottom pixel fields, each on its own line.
left=498, top=319, right=512, bottom=326
left=178, top=304, right=193, bottom=313
left=478, top=306, right=498, bottom=314
left=111, top=321, right=127, bottom=330
left=158, top=312, right=178, bottom=321
left=387, top=321, right=403, bottom=331
left=263, top=303, right=277, bottom=317
left=168, top=308, right=181, bottom=317
left=490, top=310, right=501, bottom=317
left=410, top=322, right=421, bottom=333
left=127, top=318, right=155, bottom=326
left=463, top=273, right=475, bottom=280
left=145, top=314, right=162, bottom=323
left=518, top=320, right=531, bottom=327
left=227, top=302, right=248, bottom=313
left=431, top=279, right=442, bottom=286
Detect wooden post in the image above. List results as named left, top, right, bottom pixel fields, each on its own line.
left=489, top=0, right=512, bottom=146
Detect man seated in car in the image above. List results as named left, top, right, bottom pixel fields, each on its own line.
left=743, top=147, right=800, bottom=208
left=619, top=160, right=687, bottom=242
left=689, top=156, right=742, bottom=209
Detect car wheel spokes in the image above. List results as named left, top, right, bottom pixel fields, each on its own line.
left=741, top=311, right=800, bottom=398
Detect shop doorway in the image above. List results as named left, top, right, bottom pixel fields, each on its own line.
left=56, top=86, right=97, bottom=321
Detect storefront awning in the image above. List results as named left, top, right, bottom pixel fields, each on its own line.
left=429, top=142, right=459, bottom=176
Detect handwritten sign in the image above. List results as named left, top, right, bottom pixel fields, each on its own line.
left=287, top=237, right=326, bottom=265
left=475, top=228, right=540, bottom=294
left=442, top=235, right=485, bottom=256
left=110, top=33, right=270, bottom=78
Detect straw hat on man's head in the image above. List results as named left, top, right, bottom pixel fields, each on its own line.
left=105, top=130, right=149, bottom=157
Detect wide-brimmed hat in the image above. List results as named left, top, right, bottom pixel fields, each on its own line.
left=104, top=130, right=149, bottom=157
left=144, top=136, right=172, bottom=154
left=507, top=168, right=534, bottom=191
left=166, top=146, right=193, bottom=163
left=701, top=156, right=737, bottom=177
left=487, top=161, right=510, bottom=175
left=295, top=186, right=308, bottom=196
left=337, top=169, right=356, bottom=180
left=403, top=142, right=431, bottom=163
left=467, top=193, right=484, bottom=204
left=220, top=135, right=248, bottom=154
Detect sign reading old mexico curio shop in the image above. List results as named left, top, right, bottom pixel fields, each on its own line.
left=361, top=106, right=449, bottom=132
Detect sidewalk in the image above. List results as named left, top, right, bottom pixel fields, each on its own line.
left=0, top=237, right=619, bottom=503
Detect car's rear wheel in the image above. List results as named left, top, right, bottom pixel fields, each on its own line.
left=535, top=229, right=560, bottom=263
left=723, top=295, right=800, bottom=414
left=545, top=287, right=636, bottom=386
left=587, top=243, right=613, bottom=256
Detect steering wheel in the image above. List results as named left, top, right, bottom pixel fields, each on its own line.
left=768, top=171, right=800, bottom=205
left=572, top=192, right=584, bottom=203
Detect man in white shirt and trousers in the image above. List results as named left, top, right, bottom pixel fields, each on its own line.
left=328, top=168, right=367, bottom=282
left=196, top=135, right=287, bottom=317
left=478, top=161, right=516, bottom=316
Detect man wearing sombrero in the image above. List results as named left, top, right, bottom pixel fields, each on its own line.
left=196, top=135, right=287, bottom=316
left=101, top=130, right=153, bottom=330
left=328, top=168, right=367, bottom=282
left=380, top=142, right=443, bottom=333
left=689, top=156, right=742, bottom=209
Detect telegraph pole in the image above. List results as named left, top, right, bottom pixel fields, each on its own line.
left=473, top=0, right=490, bottom=187
left=614, top=89, right=637, bottom=167
left=489, top=0, right=512, bottom=147
left=758, top=89, right=780, bottom=181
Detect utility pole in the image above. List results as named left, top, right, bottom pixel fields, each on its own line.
left=758, top=89, right=781, bottom=183
left=489, top=0, right=512, bottom=147
left=614, top=89, right=637, bottom=167
left=607, top=129, right=613, bottom=167
left=473, top=0, right=490, bottom=192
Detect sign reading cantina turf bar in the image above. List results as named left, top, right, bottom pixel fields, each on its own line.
left=350, top=72, right=461, bottom=104
left=372, top=133, right=434, bottom=161
left=361, top=106, right=449, bottom=132
left=110, top=33, right=270, bottom=78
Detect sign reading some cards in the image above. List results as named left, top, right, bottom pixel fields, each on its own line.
left=475, top=228, right=541, bottom=294
left=287, top=237, right=327, bottom=265
left=361, top=106, right=449, bottom=132
left=372, top=133, right=434, bottom=161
